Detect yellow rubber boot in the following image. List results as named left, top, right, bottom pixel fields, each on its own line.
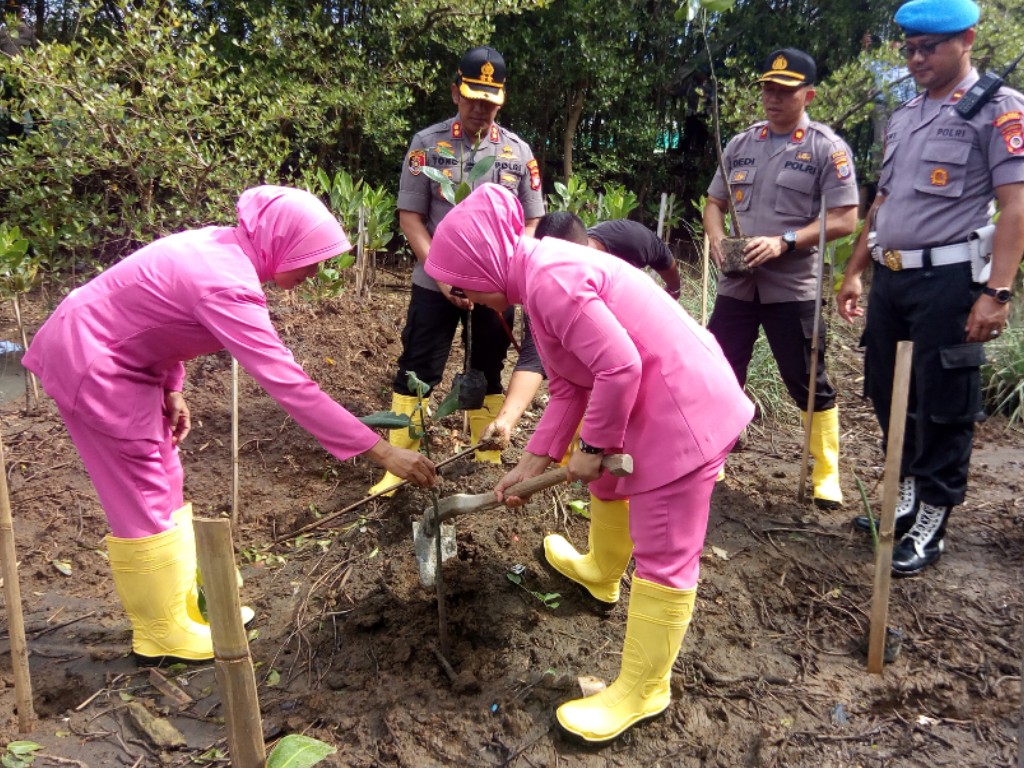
left=369, top=393, right=423, bottom=497
left=544, top=497, right=632, bottom=604
left=556, top=577, right=695, bottom=742
left=170, top=504, right=254, bottom=627
left=468, top=393, right=505, bottom=464
left=805, top=407, right=844, bottom=509
left=107, top=526, right=213, bottom=662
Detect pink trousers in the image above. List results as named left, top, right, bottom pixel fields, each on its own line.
left=59, top=405, right=182, bottom=538
left=590, top=442, right=731, bottom=590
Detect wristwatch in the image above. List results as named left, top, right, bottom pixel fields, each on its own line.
left=577, top=438, right=603, bottom=455
left=781, top=231, right=798, bottom=252
left=981, top=286, right=1013, bottom=304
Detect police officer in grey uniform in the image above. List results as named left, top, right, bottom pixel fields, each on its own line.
left=370, top=45, right=546, bottom=496
left=838, top=0, right=1024, bottom=576
left=704, top=49, right=859, bottom=509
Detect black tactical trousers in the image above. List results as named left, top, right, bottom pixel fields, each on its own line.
left=862, top=260, right=985, bottom=507
left=708, top=294, right=837, bottom=412
left=393, top=284, right=513, bottom=397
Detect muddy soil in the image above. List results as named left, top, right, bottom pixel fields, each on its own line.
left=1, top=273, right=1022, bottom=768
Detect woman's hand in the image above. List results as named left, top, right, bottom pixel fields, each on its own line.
left=495, top=452, right=551, bottom=507
left=367, top=440, right=436, bottom=489
left=566, top=450, right=603, bottom=484
left=164, top=390, right=191, bottom=446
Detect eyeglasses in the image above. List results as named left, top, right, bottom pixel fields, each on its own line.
left=899, top=34, right=958, bottom=59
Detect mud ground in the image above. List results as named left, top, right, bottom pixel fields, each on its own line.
left=1, top=271, right=1022, bottom=767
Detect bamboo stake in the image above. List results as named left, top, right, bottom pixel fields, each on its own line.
left=798, top=196, right=827, bottom=504
left=231, top=358, right=239, bottom=526
left=0, top=428, right=35, bottom=731
left=194, top=518, right=265, bottom=767
left=657, top=193, right=667, bottom=240
left=701, top=233, right=710, bottom=327
left=11, top=296, right=39, bottom=408
left=867, top=340, right=913, bottom=674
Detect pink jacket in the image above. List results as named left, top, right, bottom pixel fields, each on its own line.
left=427, top=184, right=754, bottom=494
left=23, top=186, right=380, bottom=461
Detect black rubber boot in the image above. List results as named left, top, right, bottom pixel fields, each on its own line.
left=852, top=476, right=917, bottom=538
left=891, top=502, right=951, bottom=577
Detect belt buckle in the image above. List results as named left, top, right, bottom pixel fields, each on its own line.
left=883, top=249, right=903, bottom=271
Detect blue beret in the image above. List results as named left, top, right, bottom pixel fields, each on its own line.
left=895, top=0, right=980, bottom=36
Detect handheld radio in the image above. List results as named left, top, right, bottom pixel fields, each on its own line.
left=955, top=48, right=1024, bottom=119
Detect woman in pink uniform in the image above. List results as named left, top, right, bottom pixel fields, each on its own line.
left=426, top=184, right=753, bottom=743
left=23, top=185, right=435, bottom=663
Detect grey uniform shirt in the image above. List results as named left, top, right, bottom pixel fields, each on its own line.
left=708, top=113, right=859, bottom=303
left=398, top=116, right=546, bottom=290
left=876, top=69, right=1024, bottom=250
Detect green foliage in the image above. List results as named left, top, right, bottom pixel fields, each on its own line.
left=0, top=1, right=298, bottom=267
left=266, top=734, right=336, bottom=768
left=982, top=324, right=1024, bottom=426
left=301, top=169, right=395, bottom=298
left=546, top=178, right=639, bottom=227
left=0, top=223, right=36, bottom=296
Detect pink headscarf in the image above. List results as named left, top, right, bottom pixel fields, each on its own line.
left=236, top=185, right=351, bottom=282
left=425, top=184, right=524, bottom=294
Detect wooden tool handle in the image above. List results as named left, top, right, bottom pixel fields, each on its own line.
left=500, top=453, right=633, bottom=499
left=427, top=453, right=634, bottom=531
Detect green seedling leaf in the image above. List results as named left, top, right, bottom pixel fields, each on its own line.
left=466, top=155, right=496, bottom=185
left=359, top=411, right=412, bottom=429
left=266, top=733, right=336, bottom=768
left=567, top=499, right=590, bottom=518
left=5, top=743, right=41, bottom=758
left=51, top=559, right=73, bottom=576
left=701, top=0, right=736, bottom=10
left=421, top=166, right=450, bottom=186
left=453, top=181, right=473, bottom=205
left=266, top=669, right=281, bottom=687
left=405, top=371, right=431, bottom=398
left=433, top=385, right=461, bottom=420
left=506, top=572, right=523, bottom=586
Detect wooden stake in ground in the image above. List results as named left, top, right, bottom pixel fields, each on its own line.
left=701, top=233, right=710, bottom=327
left=797, top=196, right=827, bottom=505
left=11, top=296, right=39, bottom=409
left=0, top=428, right=35, bottom=732
left=867, top=340, right=913, bottom=674
left=194, top=518, right=265, bottom=767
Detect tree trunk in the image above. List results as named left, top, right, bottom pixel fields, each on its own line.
left=562, top=83, right=586, bottom=181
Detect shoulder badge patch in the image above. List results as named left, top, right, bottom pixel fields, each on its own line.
left=527, top=159, right=541, bottom=191
left=831, top=149, right=851, bottom=180
left=994, top=111, right=1024, bottom=155
left=790, top=128, right=806, bottom=143
left=796, top=151, right=812, bottom=162
left=757, top=126, right=769, bottom=141
left=490, top=124, right=500, bottom=143
left=407, top=149, right=426, bottom=176
left=452, top=121, right=462, bottom=139
left=930, top=168, right=949, bottom=186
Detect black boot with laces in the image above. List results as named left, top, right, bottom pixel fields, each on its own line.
left=891, top=502, right=950, bottom=577
left=853, top=476, right=917, bottom=538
